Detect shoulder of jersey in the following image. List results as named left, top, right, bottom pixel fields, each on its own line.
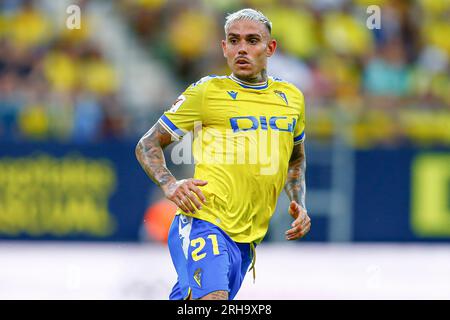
left=189, top=75, right=228, bottom=88
left=270, top=76, right=305, bottom=99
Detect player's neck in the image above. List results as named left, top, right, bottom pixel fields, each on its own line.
left=231, top=70, right=268, bottom=85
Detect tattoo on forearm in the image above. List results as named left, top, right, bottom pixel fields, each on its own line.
left=135, top=122, right=175, bottom=188
left=285, top=143, right=306, bottom=209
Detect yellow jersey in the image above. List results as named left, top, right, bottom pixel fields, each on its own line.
left=158, top=74, right=306, bottom=244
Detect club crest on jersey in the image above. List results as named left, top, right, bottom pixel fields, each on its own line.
left=274, top=90, right=288, bottom=105
left=227, top=91, right=238, bottom=100
left=194, top=268, right=202, bottom=287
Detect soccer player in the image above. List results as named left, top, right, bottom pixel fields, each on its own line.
left=135, top=8, right=311, bottom=300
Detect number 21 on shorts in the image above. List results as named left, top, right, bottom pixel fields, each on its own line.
left=190, top=235, right=220, bottom=261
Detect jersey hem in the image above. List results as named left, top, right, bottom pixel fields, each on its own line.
left=294, top=131, right=305, bottom=144
left=175, top=211, right=264, bottom=244
left=158, top=117, right=182, bottom=140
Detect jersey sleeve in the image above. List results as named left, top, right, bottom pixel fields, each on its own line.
left=158, top=78, right=208, bottom=140
left=293, top=88, right=306, bottom=145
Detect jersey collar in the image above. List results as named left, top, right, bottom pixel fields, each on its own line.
left=229, top=74, right=269, bottom=90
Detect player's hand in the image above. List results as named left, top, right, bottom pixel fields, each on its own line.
left=285, top=201, right=311, bottom=240
left=163, top=179, right=208, bottom=213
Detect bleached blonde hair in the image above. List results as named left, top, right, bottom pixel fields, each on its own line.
left=224, top=8, right=272, bottom=35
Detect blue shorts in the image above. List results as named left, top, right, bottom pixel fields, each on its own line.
left=167, top=214, right=253, bottom=300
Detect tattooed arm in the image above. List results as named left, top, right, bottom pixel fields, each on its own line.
left=135, top=122, right=207, bottom=213
left=284, top=142, right=306, bottom=208
left=284, top=142, right=311, bottom=240
left=135, top=122, right=175, bottom=190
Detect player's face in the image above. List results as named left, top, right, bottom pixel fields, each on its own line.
left=222, top=20, right=276, bottom=81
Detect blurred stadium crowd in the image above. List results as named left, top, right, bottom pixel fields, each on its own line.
left=0, top=0, right=449, bottom=146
